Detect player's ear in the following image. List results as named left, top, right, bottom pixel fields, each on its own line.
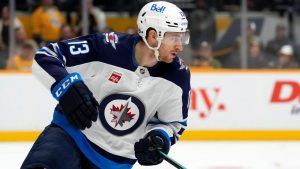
left=146, top=28, right=157, bottom=46
left=147, top=29, right=158, bottom=47
left=148, top=29, right=157, bottom=39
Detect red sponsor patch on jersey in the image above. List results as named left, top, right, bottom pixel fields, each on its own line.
left=108, top=72, right=122, bottom=83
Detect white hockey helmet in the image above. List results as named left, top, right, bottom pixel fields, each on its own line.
left=137, top=1, right=189, bottom=60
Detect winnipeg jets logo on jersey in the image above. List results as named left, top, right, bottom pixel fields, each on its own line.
left=110, top=97, right=135, bottom=127
left=99, top=94, right=145, bottom=136
left=104, top=32, right=118, bottom=49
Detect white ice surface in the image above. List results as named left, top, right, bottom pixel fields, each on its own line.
left=1, top=141, right=300, bottom=169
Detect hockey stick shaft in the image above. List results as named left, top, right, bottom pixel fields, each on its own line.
left=158, top=151, right=187, bottom=169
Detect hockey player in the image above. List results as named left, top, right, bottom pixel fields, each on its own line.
left=21, top=1, right=190, bottom=169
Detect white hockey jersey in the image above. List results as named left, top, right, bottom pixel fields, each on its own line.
left=32, top=32, right=191, bottom=169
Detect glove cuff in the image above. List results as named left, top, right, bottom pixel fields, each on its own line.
left=51, top=72, right=83, bottom=100
left=147, top=129, right=171, bottom=145
left=146, top=129, right=171, bottom=153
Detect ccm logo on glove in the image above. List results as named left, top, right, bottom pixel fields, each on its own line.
left=51, top=72, right=99, bottom=130
left=52, top=73, right=82, bottom=100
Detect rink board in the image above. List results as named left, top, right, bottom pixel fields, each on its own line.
left=0, top=69, right=300, bottom=141
left=2, top=130, right=300, bottom=141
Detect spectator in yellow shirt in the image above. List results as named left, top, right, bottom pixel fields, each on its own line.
left=31, top=0, right=65, bottom=46
left=6, top=40, right=38, bottom=70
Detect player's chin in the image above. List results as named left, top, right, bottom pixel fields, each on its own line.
left=166, top=54, right=176, bottom=63
left=166, top=59, right=174, bottom=63
left=160, top=54, right=176, bottom=63
left=162, top=58, right=174, bottom=63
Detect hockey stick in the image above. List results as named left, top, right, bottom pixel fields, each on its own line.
left=158, top=150, right=187, bottom=169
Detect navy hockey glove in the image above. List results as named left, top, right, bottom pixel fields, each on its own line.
left=134, top=130, right=170, bottom=166
left=52, top=73, right=99, bottom=130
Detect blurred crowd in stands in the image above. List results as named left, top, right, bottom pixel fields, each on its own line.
left=0, top=0, right=300, bottom=70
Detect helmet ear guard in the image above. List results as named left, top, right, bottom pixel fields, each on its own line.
left=137, top=1, right=189, bottom=61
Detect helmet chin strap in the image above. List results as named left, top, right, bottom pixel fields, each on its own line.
left=142, top=37, right=162, bottom=61
left=154, top=49, right=160, bottom=61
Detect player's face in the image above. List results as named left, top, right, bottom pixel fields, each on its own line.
left=159, top=32, right=184, bottom=63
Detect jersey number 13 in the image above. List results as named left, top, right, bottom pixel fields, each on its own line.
left=68, top=41, right=89, bottom=55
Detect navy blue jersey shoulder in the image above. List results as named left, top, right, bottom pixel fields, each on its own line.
left=57, top=32, right=139, bottom=71
left=148, top=56, right=191, bottom=92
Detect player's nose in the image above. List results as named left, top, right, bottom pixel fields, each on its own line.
left=175, top=42, right=183, bottom=52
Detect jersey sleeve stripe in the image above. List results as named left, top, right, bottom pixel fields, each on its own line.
left=177, top=128, right=185, bottom=135
left=37, top=45, right=66, bottom=64
left=148, top=121, right=168, bottom=125
left=36, top=51, right=64, bottom=67
left=52, top=43, right=67, bottom=64
left=178, top=121, right=187, bottom=127
left=170, top=136, right=176, bottom=145
left=148, top=120, right=187, bottom=127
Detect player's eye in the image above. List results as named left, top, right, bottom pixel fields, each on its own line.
left=164, top=33, right=189, bottom=45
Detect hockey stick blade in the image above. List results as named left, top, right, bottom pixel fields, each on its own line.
left=159, top=151, right=187, bottom=169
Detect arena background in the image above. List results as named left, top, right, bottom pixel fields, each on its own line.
left=0, top=0, right=300, bottom=168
